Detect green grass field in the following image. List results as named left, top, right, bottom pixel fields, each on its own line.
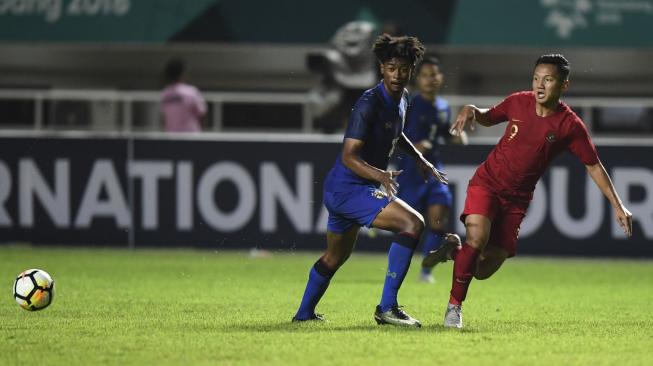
left=1, top=245, right=652, bottom=366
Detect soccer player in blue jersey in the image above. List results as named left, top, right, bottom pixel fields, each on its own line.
left=396, top=56, right=467, bottom=284
left=292, top=34, right=447, bottom=327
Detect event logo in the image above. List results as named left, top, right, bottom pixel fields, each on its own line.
left=542, top=0, right=653, bottom=39
left=0, top=0, right=130, bottom=23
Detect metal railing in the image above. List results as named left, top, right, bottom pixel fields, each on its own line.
left=0, top=88, right=652, bottom=135
left=0, top=89, right=314, bottom=132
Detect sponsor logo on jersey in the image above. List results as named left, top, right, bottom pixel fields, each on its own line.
left=546, top=131, right=556, bottom=142
left=509, top=124, right=519, bottom=140
left=372, top=189, right=387, bottom=199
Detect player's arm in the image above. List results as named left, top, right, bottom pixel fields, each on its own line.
left=396, top=133, right=448, bottom=184
left=585, top=162, right=633, bottom=237
left=450, top=105, right=494, bottom=136
left=412, top=139, right=431, bottom=154
left=449, top=131, right=469, bottom=145
left=341, top=138, right=403, bottom=197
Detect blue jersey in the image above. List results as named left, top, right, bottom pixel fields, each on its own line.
left=324, top=82, right=408, bottom=191
left=401, top=94, right=451, bottom=166
left=396, top=94, right=452, bottom=196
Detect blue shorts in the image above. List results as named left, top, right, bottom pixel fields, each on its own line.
left=324, top=184, right=393, bottom=233
left=397, top=175, right=452, bottom=213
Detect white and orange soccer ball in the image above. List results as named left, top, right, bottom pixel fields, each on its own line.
left=13, top=269, right=55, bottom=311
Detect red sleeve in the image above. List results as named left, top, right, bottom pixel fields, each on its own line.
left=567, top=118, right=599, bottom=165
left=486, top=93, right=518, bottom=125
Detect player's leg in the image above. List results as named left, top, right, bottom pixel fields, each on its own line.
left=441, top=185, right=499, bottom=328
left=443, top=213, right=492, bottom=328
left=418, top=181, right=455, bottom=271
left=370, top=199, right=424, bottom=327
left=419, top=203, right=450, bottom=282
left=293, top=225, right=359, bottom=321
left=475, top=207, right=524, bottom=280
left=475, top=245, right=509, bottom=280
left=451, top=213, right=492, bottom=300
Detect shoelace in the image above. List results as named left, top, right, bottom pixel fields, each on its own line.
left=392, top=306, right=411, bottom=320
left=449, top=305, right=462, bottom=317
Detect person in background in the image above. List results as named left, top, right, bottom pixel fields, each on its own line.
left=160, top=58, right=207, bottom=132
left=396, top=56, right=467, bottom=284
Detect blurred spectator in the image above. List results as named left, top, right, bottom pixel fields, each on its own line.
left=160, top=58, right=207, bottom=132
left=307, top=21, right=379, bottom=133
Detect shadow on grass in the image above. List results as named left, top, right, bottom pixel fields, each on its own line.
left=219, top=321, right=479, bottom=334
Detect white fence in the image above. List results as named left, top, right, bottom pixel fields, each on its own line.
left=0, top=89, right=652, bottom=136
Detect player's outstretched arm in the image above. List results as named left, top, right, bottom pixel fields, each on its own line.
left=586, top=162, right=633, bottom=237
left=450, top=105, right=493, bottom=136
left=396, top=133, right=448, bottom=185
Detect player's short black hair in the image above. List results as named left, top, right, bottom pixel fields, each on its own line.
left=535, top=54, right=570, bottom=80
left=372, top=34, right=425, bottom=66
left=164, top=58, right=186, bottom=83
left=415, top=55, right=441, bottom=74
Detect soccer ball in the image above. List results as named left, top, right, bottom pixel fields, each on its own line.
left=13, top=269, right=55, bottom=311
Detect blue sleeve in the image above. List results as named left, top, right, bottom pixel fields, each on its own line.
left=344, top=96, right=374, bottom=140
left=404, top=104, right=429, bottom=143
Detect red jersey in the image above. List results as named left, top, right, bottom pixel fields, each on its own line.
left=470, top=91, right=599, bottom=200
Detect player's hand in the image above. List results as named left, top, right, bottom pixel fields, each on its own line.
left=450, top=105, right=477, bottom=136
left=417, top=159, right=448, bottom=185
left=615, top=205, right=633, bottom=237
left=379, top=170, right=402, bottom=198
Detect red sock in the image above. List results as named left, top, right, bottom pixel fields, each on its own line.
left=449, top=243, right=480, bottom=305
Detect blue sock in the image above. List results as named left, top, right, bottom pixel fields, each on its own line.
left=421, top=230, right=444, bottom=275
left=294, top=259, right=335, bottom=320
left=380, top=235, right=418, bottom=312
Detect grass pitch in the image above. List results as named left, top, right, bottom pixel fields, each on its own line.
left=1, top=245, right=652, bottom=366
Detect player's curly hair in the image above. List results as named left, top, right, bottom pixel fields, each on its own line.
left=372, top=34, right=425, bottom=66
left=535, top=54, right=570, bottom=80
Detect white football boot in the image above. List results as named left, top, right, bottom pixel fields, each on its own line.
left=444, top=303, right=463, bottom=329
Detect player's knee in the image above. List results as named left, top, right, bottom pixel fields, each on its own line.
left=406, top=214, right=425, bottom=237
left=322, top=253, right=348, bottom=270
left=429, top=219, right=447, bottom=233
left=464, top=225, right=489, bottom=250
left=428, top=213, right=448, bottom=232
left=466, top=236, right=488, bottom=250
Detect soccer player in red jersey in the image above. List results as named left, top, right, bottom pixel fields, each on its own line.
left=423, top=54, right=634, bottom=328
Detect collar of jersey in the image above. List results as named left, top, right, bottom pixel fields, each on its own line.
left=377, top=81, right=402, bottom=108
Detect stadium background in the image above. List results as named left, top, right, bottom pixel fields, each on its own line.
left=0, top=0, right=652, bottom=255
left=2, top=2, right=653, bottom=366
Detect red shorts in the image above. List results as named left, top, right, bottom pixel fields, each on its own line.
left=460, top=185, right=530, bottom=257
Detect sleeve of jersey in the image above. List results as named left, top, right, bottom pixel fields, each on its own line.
left=486, top=94, right=514, bottom=125
left=567, top=119, right=600, bottom=165
left=344, top=98, right=373, bottom=140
